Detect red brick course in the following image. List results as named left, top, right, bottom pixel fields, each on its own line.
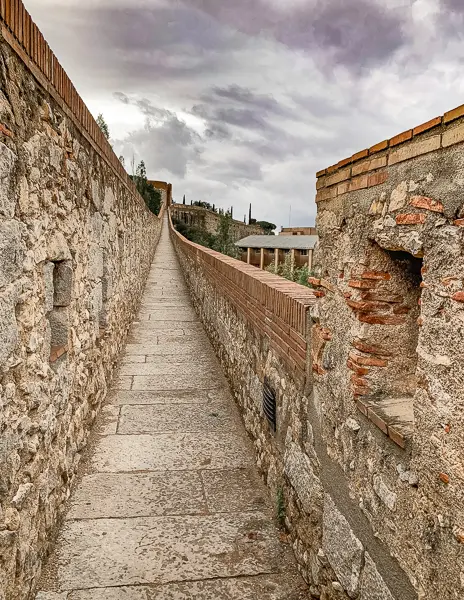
left=409, top=196, right=444, bottom=213
left=395, top=213, right=426, bottom=225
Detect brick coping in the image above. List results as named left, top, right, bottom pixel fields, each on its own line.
left=316, top=102, right=464, bottom=184
left=0, top=0, right=153, bottom=209
left=168, top=209, right=315, bottom=339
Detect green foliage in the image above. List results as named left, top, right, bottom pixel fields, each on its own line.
left=129, top=160, right=162, bottom=215
left=276, top=487, right=286, bottom=529
left=192, top=200, right=217, bottom=212
left=173, top=212, right=239, bottom=259
left=96, top=113, right=110, bottom=140
left=212, top=212, right=238, bottom=257
left=172, top=218, right=216, bottom=248
left=256, top=220, right=276, bottom=234
left=297, top=264, right=311, bottom=286
left=266, top=256, right=314, bottom=287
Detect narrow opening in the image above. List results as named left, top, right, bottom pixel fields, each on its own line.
left=263, top=377, right=277, bottom=432
left=350, top=244, right=423, bottom=447
left=46, top=260, right=73, bottom=364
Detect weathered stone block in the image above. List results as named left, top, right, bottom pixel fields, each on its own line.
left=322, top=494, right=364, bottom=598
left=359, top=553, right=395, bottom=600
left=90, top=282, right=103, bottom=325
left=47, top=232, right=71, bottom=262
left=284, top=442, right=323, bottom=514
left=0, top=220, right=25, bottom=289
left=0, top=285, right=20, bottom=367
left=49, top=307, right=69, bottom=348
left=373, top=476, right=397, bottom=511
left=53, top=261, right=73, bottom=307
left=0, top=142, right=17, bottom=218
left=88, top=245, right=104, bottom=281
left=43, top=262, right=55, bottom=313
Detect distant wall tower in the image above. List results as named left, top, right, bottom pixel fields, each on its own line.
left=148, top=180, right=173, bottom=207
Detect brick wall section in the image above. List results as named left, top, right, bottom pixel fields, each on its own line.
left=313, top=104, right=464, bottom=599
left=316, top=104, right=464, bottom=203
left=170, top=212, right=416, bottom=600
left=0, top=0, right=136, bottom=197
left=170, top=211, right=313, bottom=380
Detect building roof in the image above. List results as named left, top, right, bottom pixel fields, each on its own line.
left=235, top=235, right=318, bottom=250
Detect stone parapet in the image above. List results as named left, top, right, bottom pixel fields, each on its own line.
left=313, top=103, right=464, bottom=599
left=0, top=11, right=162, bottom=600
left=170, top=215, right=415, bottom=600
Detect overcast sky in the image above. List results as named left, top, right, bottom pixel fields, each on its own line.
left=24, top=0, right=464, bottom=227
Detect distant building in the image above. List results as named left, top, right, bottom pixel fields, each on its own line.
left=147, top=180, right=172, bottom=206
left=235, top=234, right=318, bottom=271
left=279, top=226, right=317, bottom=236
left=170, top=204, right=263, bottom=242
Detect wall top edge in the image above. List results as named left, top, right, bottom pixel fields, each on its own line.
left=316, top=103, right=464, bottom=181
left=168, top=211, right=316, bottom=308
left=0, top=0, right=158, bottom=212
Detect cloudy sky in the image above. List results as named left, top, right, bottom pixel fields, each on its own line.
left=24, top=0, right=464, bottom=227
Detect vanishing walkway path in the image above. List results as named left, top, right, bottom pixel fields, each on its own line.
left=37, top=219, right=307, bottom=599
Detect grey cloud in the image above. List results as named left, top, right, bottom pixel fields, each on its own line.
left=440, top=0, right=464, bottom=11
left=25, top=0, right=464, bottom=230
left=437, top=0, right=464, bottom=37
left=192, top=104, right=268, bottom=131
left=211, top=158, right=264, bottom=184
left=211, top=85, right=290, bottom=117
left=182, top=0, right=410, bottom=71
left=113, top=96, right=202, bottom=177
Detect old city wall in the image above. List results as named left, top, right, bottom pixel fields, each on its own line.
left=313, top=108, right=464, bottom=599
left=170, top=212, right=416, bottom=600
left=0, top=6, right=162, bottom=599
left=171, top=204, right=263, bottom=241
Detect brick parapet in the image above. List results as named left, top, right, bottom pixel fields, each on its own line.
left=169, top=211, right=315, bottom=380
left=316, top=104, right=464, bottom=202
left=0, top=0, right=141, bottom=200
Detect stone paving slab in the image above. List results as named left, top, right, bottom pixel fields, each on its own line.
left=91, top=432, right=254, bottom=472
left=46, top=513, right=291, bottom=591
left=36, top=217, right=307, bottom=600
left=67, top=472, right=207, bottom=519
left=123, top=343, right=208, bottom=356
left=118, top=403, right=235, bottom=434
left=202, top=469, right=271, bottom=513
left=108, top=390, right=227, bottom=406
left=131, top=373, right=226, bottom=391
left=43, top=574, right=308, bottom=599
left=130, top=321, right=204, bottom=332
left=118, top=360, right=218, bottom=376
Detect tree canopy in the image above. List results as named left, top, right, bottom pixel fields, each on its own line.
left=130, top=160, right=162, bottom=215
left=256, top=220, right=276, bottom=234
left=96, top=113, right=110, bottom=140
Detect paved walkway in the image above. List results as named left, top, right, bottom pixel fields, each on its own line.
left=37, top=219, right=307, bottom=600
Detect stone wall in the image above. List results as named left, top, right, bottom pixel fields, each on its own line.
left=170, top=216, right=415, bottom=600
left=313, top=108, right=464, bottom=599
left=0, top=12, right=162, bottom=600
left=171, top=204, right=264, bottom=241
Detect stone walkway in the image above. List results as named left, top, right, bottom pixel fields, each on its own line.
left=37, top=219, right=307, bottom=600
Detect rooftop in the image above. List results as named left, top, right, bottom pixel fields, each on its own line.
left=235, top=235, right=318, bottom=250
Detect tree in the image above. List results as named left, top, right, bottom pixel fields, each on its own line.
left=118, top=155, right=125, bottom=166
left=183, top=195, right=186, bottom=205
left=192, top=200, right=214, bottom=211
left=213, top=213, right=236, bottom=257
left=129, top=160, right=162, bottom=215
left=256, top=220, right=276, bottom=235
left=96, top=113, right=110, bottom=140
